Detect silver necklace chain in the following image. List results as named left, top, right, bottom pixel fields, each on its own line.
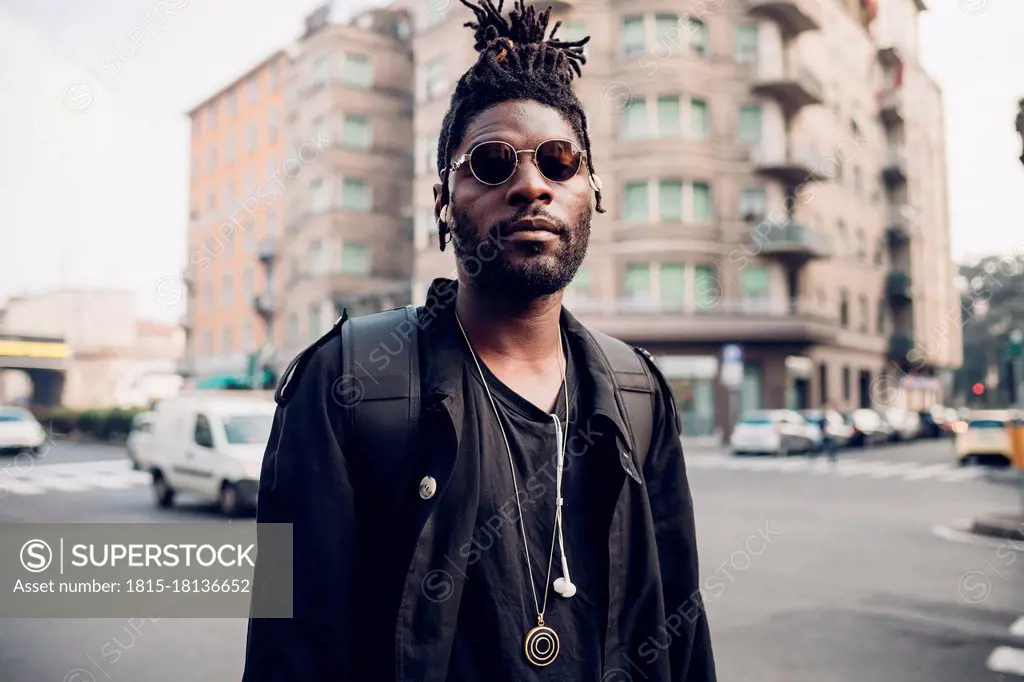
left=454, top=311, right=569, bottom=624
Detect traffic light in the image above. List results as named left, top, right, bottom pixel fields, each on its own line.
left=972, top=382, right=985, bottom=396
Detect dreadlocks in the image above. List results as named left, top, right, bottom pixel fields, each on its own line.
left=435, top=0, right=605, bottom=251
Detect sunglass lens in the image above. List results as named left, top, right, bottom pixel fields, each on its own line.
left=536, top=140, right=582, bottom=182
left=470, top=142, right=517, bottom=185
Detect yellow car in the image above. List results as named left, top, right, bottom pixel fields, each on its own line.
left=955, top=410, right=1014, bottom=466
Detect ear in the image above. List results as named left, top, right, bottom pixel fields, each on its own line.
left=433, top=183, right=443, bottom=221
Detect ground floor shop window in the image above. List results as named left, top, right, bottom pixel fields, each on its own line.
left=668, top=377, right=715, bottom=437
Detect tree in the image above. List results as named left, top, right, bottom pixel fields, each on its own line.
left=954, top=254, right=1024, bottom=405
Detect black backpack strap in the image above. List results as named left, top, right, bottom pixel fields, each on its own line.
left=339, top=305, right=421, bottom=459
left=588, top=329, right=656, bottom=472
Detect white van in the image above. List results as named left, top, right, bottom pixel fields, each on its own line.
left=146, top=392, right=275, bottom=516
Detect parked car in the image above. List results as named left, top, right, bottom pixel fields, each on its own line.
left=845, top=409, right=889, bottom=447
left=0, top=406, right=48, bottom=456
left=146, top=392, right=275, bottom=516
left=125, top=411, right=154, bottom=470
left=798, top=409, right=854, bottom=449
left=956, top=410, right=1015, bottom=467
left=730, top=410, right=815, bottom=456
left=884, top=408, right=923, bottom=442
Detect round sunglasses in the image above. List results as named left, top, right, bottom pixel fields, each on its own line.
left=448, top=138, right=587, bottom=186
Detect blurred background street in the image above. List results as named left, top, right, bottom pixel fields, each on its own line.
left=3, top=0, right=1024, bottom=679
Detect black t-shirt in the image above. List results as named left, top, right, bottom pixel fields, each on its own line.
left=446, top=330, right=612, bottom=682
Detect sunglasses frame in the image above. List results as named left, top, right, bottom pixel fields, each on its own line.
left=448, top=138, right=588, bottom=187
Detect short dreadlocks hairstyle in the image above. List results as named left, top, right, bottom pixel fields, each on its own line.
left=435, top=0, right=605, bottom=251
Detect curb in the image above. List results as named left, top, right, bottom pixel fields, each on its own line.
left=970, top=514, right=1024, bottom=541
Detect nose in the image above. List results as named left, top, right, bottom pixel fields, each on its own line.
left=504, top=152, right=553, bottom=208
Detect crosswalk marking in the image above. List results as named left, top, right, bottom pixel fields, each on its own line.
left=683, top=454, right=985, bottom=484
left=1011, top=617, right=1024, bottom=638
left=988, top=646, right=1024, bottom=677
left=0, top=459, right=150, bottom=497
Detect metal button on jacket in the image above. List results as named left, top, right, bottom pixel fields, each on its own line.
left=419, top=476, right=437, bottom=500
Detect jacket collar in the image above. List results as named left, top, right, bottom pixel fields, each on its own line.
left=416, top=277, right=633, bottom=447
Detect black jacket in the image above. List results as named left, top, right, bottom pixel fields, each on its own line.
left=242, top=278, right=717, bottom=682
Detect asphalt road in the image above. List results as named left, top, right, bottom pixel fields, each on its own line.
left=1, top=438, right=1023, bottom=681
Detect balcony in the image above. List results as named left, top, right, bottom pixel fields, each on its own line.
left=751, top=143, right=826, bottom=186
left=747, top=0, right=823, bottom=37
left=567, top=296, right=839, bottom=345
left=887, top=333, right=914, bottom=365
left=752, top=221, right=835, bottom=265
left=882, top=148, right=908, bottom=186
left=878, top=88, right=905, bottom=128
left=254, top=292, right=277, bottom=319
left=885, top=206, right=914, bottom=244
left=885, top=272, right=912, bottom=303
left=258, top=237, right=277, bottom=264
left=751, top=61, right=825, bottom=114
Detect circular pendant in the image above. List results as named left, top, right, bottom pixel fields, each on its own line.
left=524, top=624, right=560, bottom=667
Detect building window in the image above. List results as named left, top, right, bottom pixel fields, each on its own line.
left=246, top=121, right=258, bottom=154
left=876, top=298, right=887, bottom=334
left=222, top=324, right=233, bottom=357
left=692, top=181, right=712, bottom=222
left=206, top=192, right=215, bottom=213
left=287, top=312, right=298, bottom=346
left=560, top=22, right=589, bottom=58
left=623, top=181, right=650, bottom=222
left=243, top=268, right=254, bottom=303
left=311, top=178, right=329, bottom=212
left=859, top=294, right=869, bottom=333
left=689, top=18, right=708, bottom=56
left=246, top=74, right=259, bottom=104
left=659, top=262, right=686, bottom=309
left=245, top=230, right=256, bottom=254
left=269, top=60, right=279, bottom=90
left=341, top=178, right=372, bottom=212
left=226, top=88, right=237, bottom=117
left=842, top=366, right=851, bottom=402
left=242, top=321, right=253, bottom=351
left=313, top=56, right=330, bottom=87
left=837, top=221, right=848, bottom=255
left=267, top=211, right=278, bottom=237
left=621, top=16, right=645, bottom=56
left=734, top=25, right=758, bottom=63
left=622, top=98, right=648, bottom=139
left=225, top=134, right=236, bottom=164
left=655, top=13, right=681, bottom=47
left=312, top=116, right=326, bottom=140
left=740, top=187, right=766, bottom=220
left=570, top=265, right=592, bottom=296
left=203, top=330, right=213, bottom=357
left=738, top=104, right=762, bottom=145
left=839, top=289, right=849, bottom=327
left=856, top=230, right=867, bottom=262
left=308, top=303, right=322, bottom=342
left=424, top=57, right=447, bottom=100
left=424, top=134, right=439, bottom=174
left=207, top=148, right=216, bottom=172
left=310, top=240, right=325, bottom=275
left=692, top=264, right=718, bottom=310
left=342, top=115, right=372, bottom=150
left=206, top=102, right=217, bottom=129
left=222, top=275, right=233, bottom=308
left=854, top=166, right=863, bottom=194
left=740, top=266, right=770, bottom=307
left=342, top=54, right=373, bottom=89
left=658, top=179, right=683, bottom=222
left=268, top=109, right=278, bottom=143
left=690, top=98, right=710, bottom=140
left=204, top=285, right=213, bottom=312
left=340, top=242, right=370, bottom=274
left=656, top=96, right=681, bottom=137
left=818, top=363, right=828, bottom=404
left=624, top=263, right=652, bottom=303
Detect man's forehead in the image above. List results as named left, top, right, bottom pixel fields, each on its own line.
left=459, top=100, right=579, bottom=149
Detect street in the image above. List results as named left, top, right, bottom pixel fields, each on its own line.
left=1, top=439, right=1023, bottom=681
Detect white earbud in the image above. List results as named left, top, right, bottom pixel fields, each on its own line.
left=553, top=554, right=576, bottom=598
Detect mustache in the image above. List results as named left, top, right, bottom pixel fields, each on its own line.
left=489, top=210, right=572, bottom=240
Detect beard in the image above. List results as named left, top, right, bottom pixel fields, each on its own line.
left=449, top=203, right=592, bottom=300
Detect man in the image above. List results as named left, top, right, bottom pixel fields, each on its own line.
left=242, top=1, right=716, bottom=680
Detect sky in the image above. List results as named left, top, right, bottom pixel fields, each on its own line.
left=0, top=0, right=1021, bottom=323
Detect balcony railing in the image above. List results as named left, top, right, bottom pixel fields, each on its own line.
left=885, top=272, right=912, bottom=302
left=751, top=61, right=825, bottom=112
left=878, top=88, right=905, bottom=128
left=885, top=206, right=913, bottom=243
left=751, top=143, right=826, bottom=185
left=882, top=147, right=908, bottom=186
left=747, top=0, right=823, bottom=36
left=753, top=221, right=834, bottom=262
left=565, top=295, right=827, bottom=318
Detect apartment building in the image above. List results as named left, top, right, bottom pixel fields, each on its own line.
left=277, top=5, right=416, bottom=362
left=183, top=50, right=290, bottom=384
left=407, top=0, right=960, bottom=438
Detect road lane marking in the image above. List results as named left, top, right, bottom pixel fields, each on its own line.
left=1011, top=616, right=1024, bottom=638
left=987, top=646, right=1024, bottom=677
